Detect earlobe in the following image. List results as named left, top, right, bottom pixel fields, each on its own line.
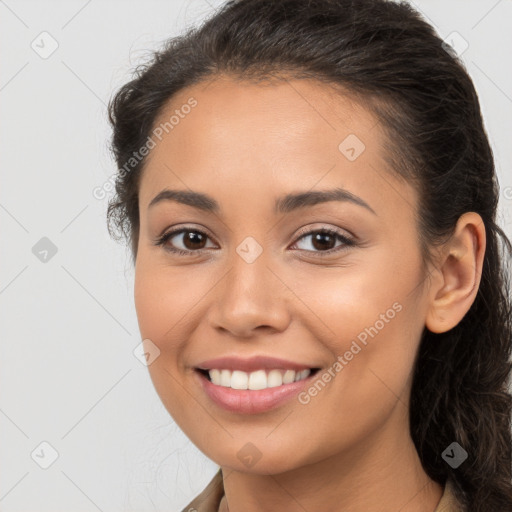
left=425, top=212, right=486, bottom=334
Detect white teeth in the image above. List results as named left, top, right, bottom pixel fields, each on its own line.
left=209, top=369, right=221, bottom=384
left=207, top=368, right=312, bottom=389
left=282, top=369, right=295, bottom=384
left=220, top=369, right=231, bottom=387
left=231, top=370, right=248, bottom=389
left=248, top=369, right=267, bottom=390
left=267, top=369, right=283, bottom=388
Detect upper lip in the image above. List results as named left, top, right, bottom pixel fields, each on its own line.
left=195, top=355, right=318, bottom=373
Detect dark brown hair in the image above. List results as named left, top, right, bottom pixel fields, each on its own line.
left=106, top=1, right=512, bottom=510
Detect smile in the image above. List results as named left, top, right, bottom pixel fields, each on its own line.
left=194, top=367, right=321, bottom=414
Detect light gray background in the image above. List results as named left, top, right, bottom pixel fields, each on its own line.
left=1, top=1, right=511, bottom=511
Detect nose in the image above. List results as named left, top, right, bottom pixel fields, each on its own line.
left=206, top=246, right=291, bottom=338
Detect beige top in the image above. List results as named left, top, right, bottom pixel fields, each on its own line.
left=180, top=468, right=463, bottom=512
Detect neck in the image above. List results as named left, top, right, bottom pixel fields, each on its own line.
left=219, top=405, right=443, bottom=512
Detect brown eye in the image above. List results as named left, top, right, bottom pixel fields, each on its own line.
left=181, top=230, right=208, bottom=250
left=292, top=228, right=356, bottom=255
left=310, top=231, right=337, bottom=251
left=155, top=227, right=216, bottom=255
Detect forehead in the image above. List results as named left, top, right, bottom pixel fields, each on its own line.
left=138, top=75, right=416, bottom=220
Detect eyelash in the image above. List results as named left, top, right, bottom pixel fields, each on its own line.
left=153, top=225, right=356, bottom=257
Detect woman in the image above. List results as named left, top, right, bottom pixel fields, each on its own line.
left=106, top=0, right=512, bottom=510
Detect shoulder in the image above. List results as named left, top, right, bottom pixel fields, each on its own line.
left=179, top=467, right=224, bottom=512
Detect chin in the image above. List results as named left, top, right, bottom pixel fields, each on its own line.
left=197, top=436, right=315, bottom=475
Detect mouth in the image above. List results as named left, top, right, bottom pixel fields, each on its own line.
left=194, top=367, right=322, bottom=414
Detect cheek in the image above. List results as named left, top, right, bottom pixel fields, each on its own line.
left=134, top=258, right=206, bottom=346
left=290, top=251, right=425, bottom=397
left=133, top=258, right=214, bottom=413
left=133, top=262, right=198, bottom=426
left=134, top=267, right=167, bottom=342
left=289, top=257, right=405, bottom=340
left=280, top=277, right=423, bottom=464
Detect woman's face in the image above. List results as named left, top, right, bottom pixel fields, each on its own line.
left=134, top=75, right=431, bottom=473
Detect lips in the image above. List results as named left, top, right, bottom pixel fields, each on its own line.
left=193, top=354, right=323, bottom=413
left=194, top=367, right=320, bottom=414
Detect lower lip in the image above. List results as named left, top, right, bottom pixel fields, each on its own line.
left=194, top=370, right=317, bottom=414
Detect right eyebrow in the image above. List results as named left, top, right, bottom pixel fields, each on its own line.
left=148, top=189, right=219, bottom=213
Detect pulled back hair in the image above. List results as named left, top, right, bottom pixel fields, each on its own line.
left=106, top=0, right=512, bottom=509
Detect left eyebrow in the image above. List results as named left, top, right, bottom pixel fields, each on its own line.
left=148, top=187, right=376, bottom=216
left=274, top=187, right=377, bottom=215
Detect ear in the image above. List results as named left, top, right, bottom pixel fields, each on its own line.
left=425, top=212, right=486, bottom=334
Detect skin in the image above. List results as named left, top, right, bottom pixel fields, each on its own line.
left=133, top=75, right=486, bottom=512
